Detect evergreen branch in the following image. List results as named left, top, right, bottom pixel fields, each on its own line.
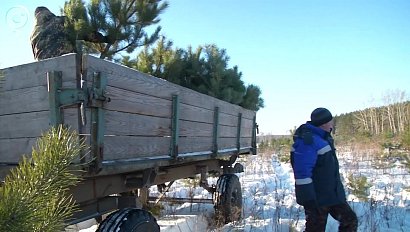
left=0, top=125, right=86, bottom=232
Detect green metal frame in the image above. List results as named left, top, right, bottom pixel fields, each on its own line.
left=47, top=71, right=86, bottom=126
left=212, top=107, right=219, bottom=157
left=236, top=113, right=242, bottom=152
left=89, top=72, right=108, bottom=173
left=47, top=70, right=108, bottom=173
left=252, top=115, right=257, bottom=155
left=170, top=94, right=179, bottom=159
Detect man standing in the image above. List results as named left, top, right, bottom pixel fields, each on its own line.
left=290, top=107, right=358, bottom=232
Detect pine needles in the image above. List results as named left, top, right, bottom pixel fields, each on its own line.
left=0, top=126, right=85, bottom=232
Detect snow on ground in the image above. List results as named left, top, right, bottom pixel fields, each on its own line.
left=76, top=151, right=410, bottom=232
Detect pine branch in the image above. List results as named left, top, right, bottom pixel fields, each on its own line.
left=0, top=126, right=85, bottom=232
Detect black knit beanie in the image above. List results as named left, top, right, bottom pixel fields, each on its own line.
left=310, top=107, right=333, bottom=126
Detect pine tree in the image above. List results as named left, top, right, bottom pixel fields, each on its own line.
left=122, top=40, right=264, bottom=111
left=63, top=0, right=169, bottom=60
left=0, top=126, right=85, bottom=232
left=240, top=84, right=264, bottom=111
left=347, top=174, right=372, bottom=202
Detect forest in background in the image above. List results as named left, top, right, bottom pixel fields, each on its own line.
left=259, top=90, right=410, bottom=171
left=334, top=91, right=410, bottom=150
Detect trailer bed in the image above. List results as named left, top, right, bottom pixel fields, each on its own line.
left=0, top=54, right=257, bottom=224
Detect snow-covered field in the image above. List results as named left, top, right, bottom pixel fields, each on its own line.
left=75, top=150, right=410, bottom=232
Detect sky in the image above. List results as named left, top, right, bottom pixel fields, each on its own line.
left=1, top=0, right=410, bottom=135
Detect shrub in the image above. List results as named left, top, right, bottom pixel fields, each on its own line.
left=346, top=174, right=372, bottom=201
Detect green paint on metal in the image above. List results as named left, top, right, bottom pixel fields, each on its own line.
left=47, top=71, right=63, bottom=126
left=89, top=72, right=108, bottom=173
left=212, top=107, right=219, bottom=157
left=170, top=94, right=179, bottom=158
left=47, top=71, right=85, bottom=126
left=236, top=113, right=242, bottom=152
left=59, top=88, right=86, bottom=106
left=252, top=115, right=257, bottom=155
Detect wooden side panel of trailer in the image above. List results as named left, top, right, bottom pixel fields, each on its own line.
left=0, top=54, right=256, bottom=176
left=0, top=54, right=257, bottom=223
left=0, top=54, right=79, bottom=164
left=84, top=55, right=255, bottom=164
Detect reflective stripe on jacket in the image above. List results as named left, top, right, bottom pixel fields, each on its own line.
left=290, top=123, right=346, bottom=207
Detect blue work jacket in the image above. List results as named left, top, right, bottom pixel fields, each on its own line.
left=290, top=123, right=346, bottom=207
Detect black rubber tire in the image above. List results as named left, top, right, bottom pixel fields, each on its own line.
left=97, top=208, right=160, bottom=232
left=213, top=174, right=243, bottom=224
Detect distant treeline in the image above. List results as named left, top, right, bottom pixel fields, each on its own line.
left=334, top=98, right=410, bottom=149
left=258, top=92, right=410, bottom=158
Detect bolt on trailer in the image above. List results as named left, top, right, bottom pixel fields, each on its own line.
left=0, top=53, right=257, bottom=231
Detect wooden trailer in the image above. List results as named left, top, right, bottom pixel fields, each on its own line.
left=0, top=54, right=257, bottom=231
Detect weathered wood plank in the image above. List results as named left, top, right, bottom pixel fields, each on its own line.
left=103, top=86, right=251, bottom=127
left=1, top=54, right=77, bottom=91
left=219, top=125, right=238, bottom=138
left=104, top=110, right=171, bottom=136
left=2, top=79, right=77, bottom=114
left=179, top=103, right=214, bottom=123
left=102, top=135, right=252, bottom=161
left=0, top=86, right=49, bottom=116
left=0, top=110, right=252, bottom=162
left=102, top=111, right=253, bottom=138
left=241, top=117, right=254, bottom=129
left=103, top=136, right=170, bottom=160
left=0, top=108, right=81, bottom=139
left=103, top=86, right=172, bottom=117
left=179, top=120, right=212, bottom=137
left=179, top=137, right=252, bottom=153
left=180, top=121, right=252, bottom=138
left=0, top=138, right=37, bottom=163
left=0, top=130, right=86, bottom=164
left=0, top=111, right=50, bottom=139
left=84, top=55, right=255, bottom=119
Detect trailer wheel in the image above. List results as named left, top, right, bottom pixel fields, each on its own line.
left=97, top=208, right=159, bottom=232
left=213, top=174, right=242, bottom=224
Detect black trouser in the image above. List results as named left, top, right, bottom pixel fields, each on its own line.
left=304, top=202, right=358, bottom=232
